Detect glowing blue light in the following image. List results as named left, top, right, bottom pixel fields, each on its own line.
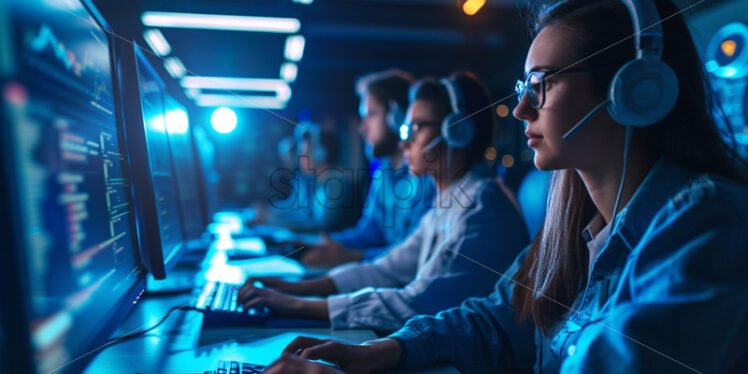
left=211, top=107, right=237, bottom=134
left=182, top=76, right=292, bottom=108
left=163, top=57, right=186, bottom=78
left=280, top=62, right=298, bottom=82
left=31, top=311, right=73, bottom=349
left=165, top=109, right=189, bottom=134
left=735, top=133, right=748, bottom=144
left=705, top=22, right=748, bottom=79
left=143, top=29, right=171, bottom=56
left=141, top=11, right=301, bottom=34
left=284, top=35, right=305, bottom=61
left=198, top=95, right=287, bottom=109
left=358, top=100, right=367, bottom=118
left=399, top=123, right=409, bottom=141
left=704, top=60, right=719, bottom=73
left=149, top=115, right=166, bottom=133
left=518, top=169, right=551, bottom=238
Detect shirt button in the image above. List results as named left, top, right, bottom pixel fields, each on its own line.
left=567, top=345, right=576, bottom=356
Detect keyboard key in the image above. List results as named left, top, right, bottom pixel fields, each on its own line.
left=213, top=360, right=265, bottom=374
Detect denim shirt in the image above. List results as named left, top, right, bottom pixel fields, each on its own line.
left=390, top=157, right=748, bottom=373
left=330, top=157, right=436, bottom=261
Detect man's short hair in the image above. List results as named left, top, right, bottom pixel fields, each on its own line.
left=355, top=69, right=415, bottom=110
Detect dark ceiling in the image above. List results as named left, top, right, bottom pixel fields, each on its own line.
left=93, top=0, right=533, bottom=121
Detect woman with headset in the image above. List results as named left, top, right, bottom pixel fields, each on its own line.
left=262, top=0, right=748, bottom=373
left=236, top=72, right=530, bottom=334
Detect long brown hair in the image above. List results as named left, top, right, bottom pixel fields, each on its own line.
left=512, top=0, right=748, bottom=331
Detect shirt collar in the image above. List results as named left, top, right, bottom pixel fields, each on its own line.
left=581, top=213, right=608, bottom=244
left=612, top=156, right=697, bottom=251
left=436, top=164, right=494, bottom=210
left=583, top=213, right=613, bottom=271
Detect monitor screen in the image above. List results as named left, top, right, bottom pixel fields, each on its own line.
left=192, top=125, right=220, bottom=226
left=118, top=44, right=184, bottom=279
left=164, top=95, right=204, bottom=240
left=0, top=0, right=145, bottom=372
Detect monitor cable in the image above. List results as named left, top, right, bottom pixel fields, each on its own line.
left=102, top=304, right=198, bottom=348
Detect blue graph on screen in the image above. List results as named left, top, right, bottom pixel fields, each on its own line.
left=26, top=22, right=112, bottom=111
left=30, top=23, right=98, bottom=77
left=30, top=24, right=74, bottom=70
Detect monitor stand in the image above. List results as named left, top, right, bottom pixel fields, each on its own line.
left=145, top=270, right=201, bottom=294
left=145, top=241, right=209, bottom=294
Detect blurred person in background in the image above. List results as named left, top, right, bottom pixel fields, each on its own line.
left=237, top=72, right=529, bottom=334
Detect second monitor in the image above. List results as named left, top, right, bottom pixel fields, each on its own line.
left=117, top=42, right=185, bottom=280
left=164, top=94, right=205, bottom=241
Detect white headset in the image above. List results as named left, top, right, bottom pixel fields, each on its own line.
left=422, top=77, right=477, bottom=153
left=386, top=100, right=405, bottom=133
left=563, top=0, right=679, bottom=141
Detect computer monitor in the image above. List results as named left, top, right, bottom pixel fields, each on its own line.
left=0, top=0, right=146, bottom=372
left=117, top=43, right=184, bottom=279
left=192, top=125, right=221, bottom=227
left=164, top=95, right=205, bottom=240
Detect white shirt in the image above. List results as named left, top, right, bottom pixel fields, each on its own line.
left=326, top=166, right=530, bottom=332
left=582, top=213, right=613, bottom=275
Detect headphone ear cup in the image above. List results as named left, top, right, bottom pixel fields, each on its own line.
left=386, top=103, right=405, bottom=132
left=607, top=59, right=679, bottom=127
left=441, top=112, right=475, bottom=148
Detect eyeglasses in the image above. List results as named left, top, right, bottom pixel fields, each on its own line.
left=400, top=121, right=441, bottom=142
left=515, top=66, right=615, bottom=109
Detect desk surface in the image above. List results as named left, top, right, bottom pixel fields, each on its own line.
left=83, top=255, right=457, bottom=374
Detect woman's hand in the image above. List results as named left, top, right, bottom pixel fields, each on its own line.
left=278, top=336, right=403, bottom=374
left=263, top=353, right=344, bottom=374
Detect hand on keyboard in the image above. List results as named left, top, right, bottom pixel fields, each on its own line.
left=195, top=282, right=269, bottom=316
left=235, top=284, right=305, bottom=317
left=279, top=336, right=401, bottom=374
left=210, top=360, right=265, bottom=374
left=263, top=354, right=343, bottom=374
left=239, top=276, right=297, bottom=295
